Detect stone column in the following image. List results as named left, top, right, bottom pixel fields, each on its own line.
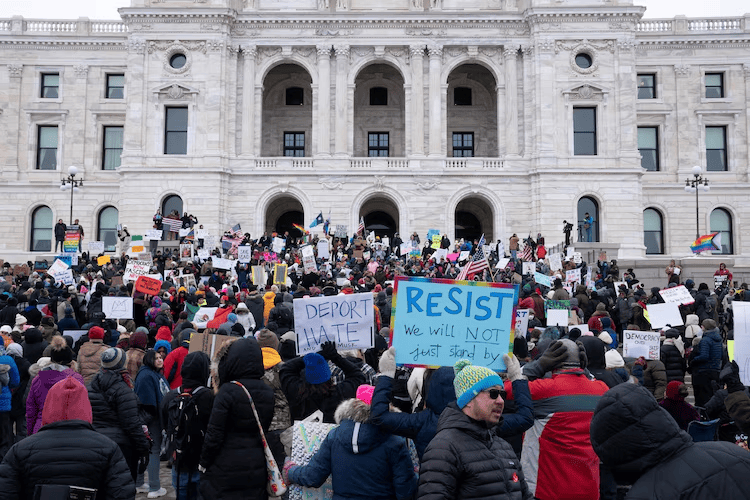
left=427, top=44, right=443, bottom=157
left=743, top=64, right=750, bottom=181
left=674, top=64, right=692, bottom=172
left=334, top=44, right=349, bottom=156
left=410, top=45, right=425, bottom=156
left=240, top=45, right=256, bottom=156
left=496, top=84, right=505, bottom=156
left=316, top=45, right=332, bottom=156
left=504, top=46, right=519, bottom=156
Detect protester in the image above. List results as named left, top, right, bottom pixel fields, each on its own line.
left=690, top=319, right=723, bottom=407
left=6, top=343, right=29, bottom=442
left=660, top=328, right=686, bottom=383
left=0, top=344, right=19, bottom=457
left=77, top=325, right=109, bottom=385
left=164, top=329, right=193, bottom=389
left=659, top=381, right=700, bottom=431
left=126, top=328, right=148, bottom=380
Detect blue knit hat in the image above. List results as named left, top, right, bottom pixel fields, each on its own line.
left=154, top=340, right=172, bottom=354
left=453, top=359, right=503, bottom=409
left=304, top=352, right=331, bottom=385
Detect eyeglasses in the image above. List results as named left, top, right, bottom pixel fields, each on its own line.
left=483, top=389, right=506, bottom=400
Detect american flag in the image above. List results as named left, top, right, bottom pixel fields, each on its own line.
left=162, top=218, right=182, bottom=233
left=231, top=224, right=242, bottom=237
left=456, top=234, right=489, bottom=281
left=357, top=217, right=365, bottom=235
left=521, top=243, right=534, bottom=262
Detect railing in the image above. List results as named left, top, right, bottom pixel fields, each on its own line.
left=0, top=21, right=10, bottom=31
left=688, top=18, right=742, bottom=31
left=246, top=157, right=511, bottom=169
left=637, top=20, right=673, bottom=32
left=387, top=159, right=409, bottom=168
left=92, top=21, right=128, bottom=33
left=445, top=159, right=466, bottom=168
left=26, top=20, right=77, bottom=32
left=637, top=16, right=747, bottom=35
left=292, top=159, right=314, bottom=168
left=350, top=159, right=371, bottom=168
left=0, top=16, right=127, bottom=35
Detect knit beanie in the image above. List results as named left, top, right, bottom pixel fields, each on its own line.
left=453, top=359, right=503, bottom=409
left=130, top=330, right=148, bottom=350
left=156, top=326, right=172, bottom=342
left=101, top=347, right=126, bottom=371
left=304, top=352, right=331, bottom=385
left=15, top=314, right=27, bottom=326
left=261, top=347, right=281, bottom=370
left=604, top=349, right=625, bottom=369
left=227, top=313, right=238, bottom=324
left=5, top=342, right=22, bottom=358
left=88, top=326, right=105, bottom=340
left=598, top=332, right=613, bottom=345
left=256, top=329, right=280, bottom=351
left=356, top=384, right=375, bottom=405
left=557, top=338, right=583, bottom=370
left=49, top=336, right=74, bottom=366
left=154, top=340, right=172, bottom=355
left=41, top=376, right=92, bottom=427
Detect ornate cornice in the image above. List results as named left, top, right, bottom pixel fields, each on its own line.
left=0, top=40, right=126, bottom=50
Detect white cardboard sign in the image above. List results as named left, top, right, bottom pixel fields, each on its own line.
left=646, top=302, right=684, bottom=329
left=102, top=296, right=133, bottom=320
left=293, top=294, right=374, bottom=355
left=623, top=330, right=660, bottom=360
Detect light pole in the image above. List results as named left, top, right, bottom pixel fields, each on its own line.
left=60, top=165, right=83, bottom=225
left=684, top=165, right=709, bottom=240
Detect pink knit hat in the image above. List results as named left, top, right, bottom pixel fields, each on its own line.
left=355, top=384, right=375, bottom=405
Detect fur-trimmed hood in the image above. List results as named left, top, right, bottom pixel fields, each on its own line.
left=332, top=398, right=389, bottom=456
left=210, top=336, right=264, bottom=392
left=334, top=398, right=370, bottom=424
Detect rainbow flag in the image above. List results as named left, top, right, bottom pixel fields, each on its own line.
left=292, top=223, right=308, bottom=234
left=690, top=233, right=721, bottom=254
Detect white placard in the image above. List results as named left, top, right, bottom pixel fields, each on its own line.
left=238, top=246, right=252, bottom=263
left=53, top=269, right=75, bottom=286
left=534, top=272, right=551, bottom=288
left=548, top=253, right=563, bottom=272
left=293, top=294, right=374, bottom=355
left=495, top=258, right=510, bottom=270
left=212, top=257, right=233, bottom=270
left=659, top=285, right=695, bottom=305
left=566, top=268, right=581, bottom=284
left=399, top=242, right=411, bottom=255
left=623, top=330, right=661, bottom=360
left=731, top=301, right=750, bottom=385
left=48, top=258, right=69, bottom=276
left=573, top=252, right=582, bottom=264
left=566, top=246, right=575, bottom=258
left=316, top=239, right=330, bottom=260
left=204, top=235, right=218, bottom=249
left=522, top=262, right=535, bottom=275
left=64, top=329, right=88, bottom=343
left=301, top=245, right=317, bottom=273
left=195, top=229, right=208, bottom=239
left=382, top=237, right=389, bottom=248
left=514, top=309, right=531, bottom=338
left=197, top=249, right=210, bottom=260
left=179, top=228, right=190, bottom=237
left=272, top=237, right=285, bottom=254
left=614, top=281, right=627, bottom=292
left=102, top=297, right=133, bottom=320
left=432, top=248, right=448, bottom=262
left=145, top=230, right=163, bottom=240
left=646, top=302, right=684, bottom=329
left=123, top=260, right=152, bottom=283
left=547, top=309, right=570, bottom=327
left=459, top=251, right=471, bottom=262
left=569, top=324, right=591, bottom=336
left=87, top=241, right=105, bottom=254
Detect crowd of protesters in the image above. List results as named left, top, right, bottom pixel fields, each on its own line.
left=0, top=225, right=747, bottom=499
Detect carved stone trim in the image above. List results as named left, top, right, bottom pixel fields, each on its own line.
left=7, top=64, right=23, bottom=78
left=73, top=64, right=89, bottom=79
left=427, top=44, right=442, bottom=58
left=294, top=47, right=315, bottom=59
left=334, top=44, right=350, bottom=58
left=503, top=47, right=517, bottom=61
left=240, top=45, right=257, bottom=60
left=674, top=64, right=690, bottom=77
left=128, top=40, right=146, bottom=54
left=744, top=64, right=750, bottom=80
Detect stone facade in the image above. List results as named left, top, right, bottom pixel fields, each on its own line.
left=1, top=0, right=749, bottom=277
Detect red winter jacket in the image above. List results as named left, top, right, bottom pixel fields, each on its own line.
left=163, top=346, right=189, bottom=389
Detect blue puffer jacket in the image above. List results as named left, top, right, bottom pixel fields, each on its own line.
left=692, top=328, right=723, bottom=373
left=289, top=399, right=417, bottom=500
left=0, top=353, right=20, bottom=412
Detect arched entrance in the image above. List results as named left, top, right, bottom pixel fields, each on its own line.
left=266, top=196, right=304, bottom=238
left=261, top=64, right=313, bottom=157
left=577, top=196, right=599, bottom=243
left=455, top=197, right=494, bottom=242
left=359, top=197, right=399, bottom=239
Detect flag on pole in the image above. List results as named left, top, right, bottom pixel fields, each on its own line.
left=231, top=224, right=242, bottom=237
left=456, top=234, right=489, bottom=281
left=309, top=212, right=324, bottom=228
left=184, top=229, right=195, bottom=242
left=357, top=217, right=365, bottom=235
left=690, top=232, right=721, bottom=254
left=521, top=243, right=534, bottom=262
left=323, top=212, right=331, bottom=235
left=292, top=223, right=309, bottom=235
left=162, top=218, right=182, bottom=233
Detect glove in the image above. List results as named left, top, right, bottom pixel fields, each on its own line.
left=576, top=341, right=588, bottom=370
left=538, top=340, right=568, bottom=373
left=503, top=353, right=526, bottom=382
left=319, top=341, right=339, bottom=361
left=721, top=360, right=745, bottom=394
left=378, top=347, right=397, bottom=378
left=282, top=458, right=297, bottom=485
left=137, top=455, right=149, bottom=475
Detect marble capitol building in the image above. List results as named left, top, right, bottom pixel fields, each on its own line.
left=1, top=0, right=750, bottom=280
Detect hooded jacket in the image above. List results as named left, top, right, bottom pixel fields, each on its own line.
left=163, top=331, right=192, bottom=389
left=684, top=314, right=702, bottom=340
left=26, top=365, right=84, bottom=434
left=289, top=399, right=418, bottom=500
left=20, top=328, right=48, bottom=365
left=199, top=338, right=274, bottom=500
left=244, top=294, right=265, bottom=330
left=0, top=351, right=19, bottom=413
left=660, top=338, right=686, bottom=383
left=691, top=328, right=723, bottom=373
left=578, top=336, right=623, bottom=389
left=591, top=383, right=750, bottom=499
left=417, top=402, right=532, bottom=500
left=76, top=339, right=108, bottom=385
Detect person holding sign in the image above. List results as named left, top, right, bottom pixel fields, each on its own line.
left=713, top=262, right=733, bottom=287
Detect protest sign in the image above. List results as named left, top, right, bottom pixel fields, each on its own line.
left=522, top=262, right=535, bottom=275
left=572, top=252, right=582, bottom=264
left=211, top=257, right=233, bottom=270
left=399, top=242, right=411, bottom=256
left=48, top=258, right=69, bottom=276
left=204, top=235, right=218, bottom=249
left=514, top=309, right=530, bottom=338
left=145, top=230, right=163, bottom=240
left=614, top=281, right=627, bottom=292
left=495, top=258, right=510, bottom=270
left=63, top=229, right=79, bottom=253
left=272, top=237, right=285, bottom=254
left=195, top=229, right=208, bottom=239
left=238, top=246, right=252, bottom=263
left=623, top=330, right=660, bottom=360
left=316, top=239, right=330, bottom=260
left=274, top=264, right=288, bottom=285
left=334, top=225, right=347, bottom=238
left=459, top=251, right=471, bottom=262
left=432, top=248, right=448, bottom=262
left=33, top=260, right=49, bottom=272
left=731, top=301, right=750, bottom=385
left=102, top=297, right=133, bottom=320
left=658, top=285, right=695, bottom=305
left=191, top=307, right=219, bottom=330
left=197, top=249, right=210, bottom=260
left=123, top=260, right=152, bottom=283
left=65, top=330, right=88, bottom=344
left=566, top=268, right=581, bottom=284
left=179, top=228, right=190, bottom=237
left=534, top=272, right=551, bottom=288
left=301, top=245, right=317, bottom=273
left=289, top=421, right=335, bottom=500
left=545, top=299, right=570, bottom=311
left=293, top=294, right=375, bottom=355
left=566, top=246, right=575, bottom=258
left=431, top=235, right=441, bottom=250
left=55, top=255, right=73, bottom=267
left=714, top=275, right=728, bottom=289
left=188, top=332, right=233, bottom=359
left=52, top=269, right=75, bottom=286
left=135, top=276, right=162, bottom=296
left=97, top=255, right=111, bottom=266
left=547, top=309, right=569, bottom=327
left=548, top=253, right=562, bottom=272
left=88, top=241, right=105, bottom=254
left=646, top=302, right=684, bottom=329
left=179, top=244, right=193, bottom=260
left=137, top=252, right=152, bottom=263
left=390, top=277, right=518, bottom=371
left=569, top=324, right=590, bottom=336
left=252, top=266, right=266, bottom=286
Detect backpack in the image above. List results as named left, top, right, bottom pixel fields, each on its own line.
left=0, top=364, right=10, bottom=387
left=166, top=386, right=206, bottom=471
left=705, top=295, right=717, bottom=316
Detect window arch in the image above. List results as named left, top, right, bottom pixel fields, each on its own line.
left=31, top=206, right=53, bottom=252
left=161, top=195, right=183, bottom=218
left=643, top=208, right=664, bottom=255
left=577, top=197, right=599, bottom=242
left=710, top=208, right=733, bottom=254
left=98, top=206, right=119, bottom=253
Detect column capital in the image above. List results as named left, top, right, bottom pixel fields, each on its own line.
left=503, top=46, right=518, bottom=60
left=7, top=64, right=23, bottom=78
left=334, top=44, right=350, bottom=57
left=240, top=45, right=257, bottom=59
left=317, top=44, right=332, bottom=57
left=410, top=45, right=426, bottom=57
left=520, top=44, right=533, bottom=57
left=427, top=44, right=442, bottom=58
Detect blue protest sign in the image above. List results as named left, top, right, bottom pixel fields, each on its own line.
left=390, top=276, right=519, bottom=371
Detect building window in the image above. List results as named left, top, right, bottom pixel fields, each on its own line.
left=573, top=107, right=597, bottom=155
left=41, top=73, right=59, bottom=98
left=705, top=73, right=724, bottom=98
left=710, top=208, right=733, bottom=255
left=102, top=126, right=123, bottom=170
left=452, top=133, right=474, bottom=157
left=575, top=53, right=593, bottom=69
left=368, top=133, right=389, bottom=157
left=165, top=107, right=188, bottom=155
left=454, top=87, right=472, bottom=106
left=577, top=196, right=599, bottom=243
left=106, top=74, right=125, bottom=99
left=98, top=206, right=119, bottom=253
left=637, top=74, right=656, bottom=99
left=638, top=127, right=659, bottom=171
left=37, top=125, right=58, bottom=170
left=286, top=87, right=304, bottom=106
left=706, top=126, right=727, bottom=171
left=169, top=54, right=186, bottom=69
left=643, top=208, right=664, bottom=255
left=370, top=87, right=387, bottom=106
left=162, top=195, right=183, bottom=217
left=283, top=132, right=305, bottom=157
left=30, top=206, right=53, bottom=252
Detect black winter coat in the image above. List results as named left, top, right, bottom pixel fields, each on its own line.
left=591, top=383, right=750, bottom=499
left=9, top=354, right=30, bottom=419
left=579, top=336, right=624, bottom=389
left=0, top=305, right=17, bottom=327
left=245, top=295, right=265, bottom=330
left=88, top=370, right=150, bottom=455
left=21, top=329, right=48, bottom=365
left=660, top=342, right=686, bottom=383
left=417, top=402, right=532, bottom=500
left=0, top=420, right=135, bottom=500
left=199, top=338, right=274, bottom=500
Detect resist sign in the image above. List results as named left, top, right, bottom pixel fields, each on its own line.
left=391, top=277, right=518, bottom=371
left=294, top=294, right=374, bottom=355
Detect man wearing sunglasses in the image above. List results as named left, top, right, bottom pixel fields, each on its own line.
left=417, top=359, right=532, bottom=500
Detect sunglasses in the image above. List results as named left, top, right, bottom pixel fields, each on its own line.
left=483, top=389, right=507, bottom=400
